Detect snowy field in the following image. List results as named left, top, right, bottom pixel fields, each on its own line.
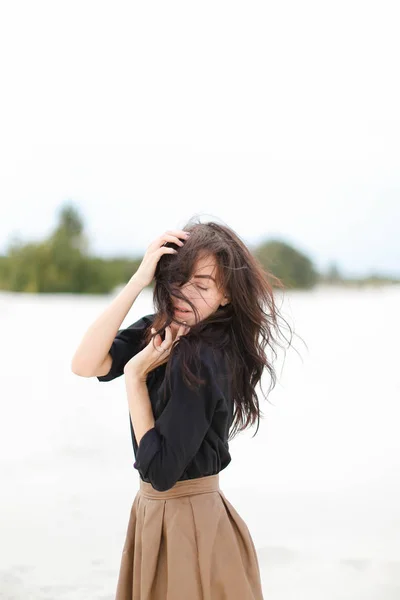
left=0, top=284, right=399, bottom=599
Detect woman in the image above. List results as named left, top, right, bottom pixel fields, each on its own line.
left=71, top=219, right=291, bottom=599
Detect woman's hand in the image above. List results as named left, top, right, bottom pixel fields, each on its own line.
left=134, top=229, right=190, bottom=288
left=124, top=322, right=190, bottom=381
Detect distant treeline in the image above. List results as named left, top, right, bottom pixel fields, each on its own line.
left=0, top=202, right=398, bottom=294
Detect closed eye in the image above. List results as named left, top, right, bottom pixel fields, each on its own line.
left=197, top=285, right=208, bottom=291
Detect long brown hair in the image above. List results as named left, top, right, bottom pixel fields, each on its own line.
left=143, top=218, right=298, bottom=440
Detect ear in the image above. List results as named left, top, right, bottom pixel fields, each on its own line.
left=220, top=295, right=230, bottom=307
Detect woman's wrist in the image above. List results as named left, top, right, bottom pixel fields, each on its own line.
left=127, top=272, right=148, bottom=292
left=124, top=362, right=147, bottom=382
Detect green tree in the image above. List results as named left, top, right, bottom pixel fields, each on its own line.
left=254, top=239, right=318, bottom=289
left=0, top=201, right=144, bottom=294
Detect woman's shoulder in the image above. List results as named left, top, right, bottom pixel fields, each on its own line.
left=116, top=313, right=154, bottom=338
left=111, top=313, right=155, bottom=348
left=197, top=338, right=227, bottom=367
left=126, top=313, right=156, bottom=331
left=171, top=336, right=230, bottom=387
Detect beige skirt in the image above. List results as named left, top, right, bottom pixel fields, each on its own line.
left=115, top=473, right=264, bottom=600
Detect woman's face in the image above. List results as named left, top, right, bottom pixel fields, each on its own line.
left=170, top=253, right=229, bottom=330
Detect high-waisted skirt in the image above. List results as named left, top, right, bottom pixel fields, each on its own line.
left=115, top=473, right=264, bottom=600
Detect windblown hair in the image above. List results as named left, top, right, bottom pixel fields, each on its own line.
left=143, top=218, right=296, bottom=440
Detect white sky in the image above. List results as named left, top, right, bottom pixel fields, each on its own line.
left=0, top=0, right=399, bottom=277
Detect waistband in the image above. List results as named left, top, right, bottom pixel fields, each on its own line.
left=139, top=473, right=220, bottom=499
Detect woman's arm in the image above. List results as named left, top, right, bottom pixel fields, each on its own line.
left=125, top=345, right=223, bottom=492
left=122, top=322, right=188, bottom=444
left=71, top=228, right=188, bottom=378
left=124, top=374, right=155, bottom=447
left=71, top=274, right=146, bottom=377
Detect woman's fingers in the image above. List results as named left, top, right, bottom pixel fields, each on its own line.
left=151, top=324, right=189, bottom=357
left=176, top=322, right=190, bottom=339
left=163, top=325, right=172, bottom=347
left=153, top=325, right=172, bottom=353
left=154, top=230, right=190, bottom=249
left=150, top=327, right=164, bottom=351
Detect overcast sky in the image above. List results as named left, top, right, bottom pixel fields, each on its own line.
left=1, top=0, right=399, bottom=277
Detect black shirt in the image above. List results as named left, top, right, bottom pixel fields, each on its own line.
left=97, top=314, right=233, bottom=491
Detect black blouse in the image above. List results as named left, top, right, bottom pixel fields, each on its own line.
left=97, top=314, right=234, bottom=491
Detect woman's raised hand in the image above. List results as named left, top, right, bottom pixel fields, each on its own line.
left=134, top=229, right=190, bottom=288
left=124, top=323, right=190, bottom=379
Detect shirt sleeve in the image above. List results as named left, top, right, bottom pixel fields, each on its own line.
left=133, top=343, right=224, bottom=491
left=97, top=313, right=155, bottom=382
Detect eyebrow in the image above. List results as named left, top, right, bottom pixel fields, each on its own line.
left=193, top=274, right=216, bottom=283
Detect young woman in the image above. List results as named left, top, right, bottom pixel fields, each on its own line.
left=72, top=220, right=291, bottom=599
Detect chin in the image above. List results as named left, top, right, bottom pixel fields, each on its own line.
left=171, top=314, right=186, bottom=323
left=171, top=313, right=195, bottom=327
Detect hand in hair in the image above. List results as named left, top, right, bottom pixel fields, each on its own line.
left=134, top=229, right=190, bottom=287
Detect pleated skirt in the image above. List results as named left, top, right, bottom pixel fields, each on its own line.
left=115, top=473, right=264, bottom=600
